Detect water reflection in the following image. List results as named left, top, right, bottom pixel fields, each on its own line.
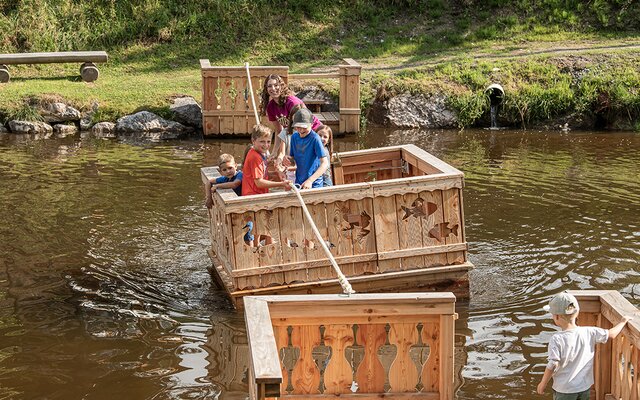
left=0, top=129, right=638, bottom=399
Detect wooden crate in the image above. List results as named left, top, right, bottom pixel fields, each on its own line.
left=244, top=293, right=457, bottom=400
left=203, top=144, right=473, bottom=307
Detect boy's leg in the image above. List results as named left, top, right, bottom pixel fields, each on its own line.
left=577, top=389, right=590, bottom=400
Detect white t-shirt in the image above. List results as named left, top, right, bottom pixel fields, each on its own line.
left=278, top=128, right=292, bottom=158
left=547, top=326, right=608, bottom=393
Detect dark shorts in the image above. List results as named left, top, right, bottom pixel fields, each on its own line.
left=553, top=388, right=590, bottom=400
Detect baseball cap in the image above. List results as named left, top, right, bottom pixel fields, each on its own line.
left=544, top=292, right=580, bottom=315
left=291, top=108, right=313, bottom=129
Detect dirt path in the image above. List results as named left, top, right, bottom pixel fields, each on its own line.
left=313, top=39, right=640, bottom=73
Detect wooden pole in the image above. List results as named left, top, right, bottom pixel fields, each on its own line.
left=245, top=62, right=261, bottom=125
left=289, top=184, right=355, bottom=295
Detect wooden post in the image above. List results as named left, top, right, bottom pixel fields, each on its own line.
left=80, top=62, right=99, bottom=82
left=338, top=58, right=361, bottom=134
left=439, top=313, right=455, bottom=400
left=0, top=64, right=9, bottom=83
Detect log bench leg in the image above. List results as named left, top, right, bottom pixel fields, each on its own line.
left=80, top=62, right=99, bottom=82
left=0, top=65, right=9, bottom=83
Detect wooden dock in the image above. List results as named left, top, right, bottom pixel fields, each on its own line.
left=244, top=292, right=457, bottom=399
left=199, top=58, right=361, bottom=136
left=203, top=144, right=473, bottom=308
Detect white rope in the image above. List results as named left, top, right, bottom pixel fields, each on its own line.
left=289, top=183, right=355, bottom=295
left=244, top=62, right=261, bottom=125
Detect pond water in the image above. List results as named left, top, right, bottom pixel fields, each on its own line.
left=0, top=128, right=638, bottom=399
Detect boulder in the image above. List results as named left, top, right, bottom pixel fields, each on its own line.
left=169, top=96, right=202, bottom=130
left=116, top=111, right=193, bottom=140
left=53, top=124, right=78, bottom=137
left=384, top=93, right=458, bottom=129
left=80, top=101, right=99, bottom=130
left=0, top=124, right=8, bottom=134
left=8, top=120, right=53, bottom=135
left=91, top=122, right=116, bottom=138
left=39, top=102, right=81, bottom=123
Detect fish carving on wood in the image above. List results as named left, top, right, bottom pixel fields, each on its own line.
left=401, top=197, right=438, bottom=220
left=340, top=207, right=372, bottom=241
left=428, top=222, right=459, bottom=242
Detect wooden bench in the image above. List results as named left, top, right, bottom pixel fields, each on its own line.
left=0, top=51, right=108, bottom=83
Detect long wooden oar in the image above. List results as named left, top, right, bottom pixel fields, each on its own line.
left=244, top=62, right=354, bottom=295
left=245, top=62, right=261, bottom=125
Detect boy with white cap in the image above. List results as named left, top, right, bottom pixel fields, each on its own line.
left=537, top=291, right=630, bottom=399
left=284, top=108, right=328, bottom=189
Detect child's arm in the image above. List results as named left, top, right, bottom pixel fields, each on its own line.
left=536, top=368, right=554, bottom=394
left=275, top=140, right=286, bottom=162
left=204, top=180, right=214, bottom=208
left=254, top=178, right=291, bottom=190
left=301, top=157, right=329, bottom=189
left=608, top=316, right=631, bottom=340
left=214, top=180, right=241, bottom=191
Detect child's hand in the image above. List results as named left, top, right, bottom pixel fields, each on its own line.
left=536, top=381, right=546, bottom=395
left=301, top=179, right=313, bottom=189
left=282, top=180, right=293, bottom=190
left=282, top=156, right=292, bottom=167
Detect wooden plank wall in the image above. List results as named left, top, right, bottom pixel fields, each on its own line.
left=228, top=186, right=465, bottom=290
left=202, top=66, right=289, bottom=136
left=271, top=319, right=442, bottom=397
left=210, top=146, right=467, bottom=292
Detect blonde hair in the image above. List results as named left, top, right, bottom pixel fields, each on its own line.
left=218, top=153, right=236, bottom=166
left=316, top=125, right=334, bottom=158
left=251, top=124, right=273, bottom=141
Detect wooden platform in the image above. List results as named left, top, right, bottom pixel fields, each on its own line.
left=314, top=111, right=339, bottom=131
left=244, top=293, right=458, bottom=399
left=200, top=59, right=361, bottom=136
left=203, top=144, right=473, bottom=308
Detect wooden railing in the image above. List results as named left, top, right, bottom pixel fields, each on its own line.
left=199, top=58, right=361, bottom=136
left=244, top=293, right=457, bottom=400
left=570, top=290, right=640, bottom=400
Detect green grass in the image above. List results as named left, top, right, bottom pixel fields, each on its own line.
left=0, top=0, right=639, bottom=128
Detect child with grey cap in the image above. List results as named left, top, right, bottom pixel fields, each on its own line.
left=537, top=291, right=630, bottom=399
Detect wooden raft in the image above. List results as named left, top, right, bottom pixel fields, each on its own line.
left=203, top=144, right=473, bottom=307
left=244, top=293, right=457, bottom=400
left=199, top=58, right=361, bottom=136
left=569, top=290, right=640, bottom=400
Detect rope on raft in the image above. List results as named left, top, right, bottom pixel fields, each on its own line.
left=244, top=61, right=355, bottom=295
left=288, top=183, right=355, bottom=295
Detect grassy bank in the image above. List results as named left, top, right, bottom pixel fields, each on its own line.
left=1, top=0, right=639, bottom=129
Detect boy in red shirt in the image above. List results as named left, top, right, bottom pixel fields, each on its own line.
left=242, top=124, right=292, bottom=196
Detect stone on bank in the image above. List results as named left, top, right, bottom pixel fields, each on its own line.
left=8, top=121, right=53, bottom=135
left=116, top=111, right=193, bottom=140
